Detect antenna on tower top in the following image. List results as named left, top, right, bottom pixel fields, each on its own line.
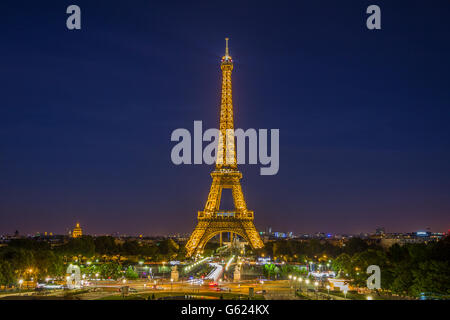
left=225, top=37, right=229, bottom=57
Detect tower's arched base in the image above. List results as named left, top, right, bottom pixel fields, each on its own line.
left=186, top=216, right=263, bottom=257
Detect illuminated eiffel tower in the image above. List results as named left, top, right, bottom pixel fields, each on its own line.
left=185, top=38, right=264, bottom=257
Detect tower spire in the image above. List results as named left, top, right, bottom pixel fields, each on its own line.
left=217, top=37, right=236, bottom=169
left=225, top=37, right=229, bottom=57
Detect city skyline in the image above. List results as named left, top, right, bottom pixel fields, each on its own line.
left=0, top=221, right=446, bottom=238
left=1, top=1, right=450, bottom=236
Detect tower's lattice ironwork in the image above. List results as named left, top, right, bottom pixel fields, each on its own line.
left=185, top=38, right=264, bottom=257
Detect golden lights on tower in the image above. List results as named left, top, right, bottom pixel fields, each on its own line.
left=185, top=38, right=264, bottom=257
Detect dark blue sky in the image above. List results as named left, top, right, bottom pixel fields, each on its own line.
left=0, top=0, right=449, bottom=236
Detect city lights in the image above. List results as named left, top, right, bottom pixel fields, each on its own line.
left=0, top=3, right=448, bottom=310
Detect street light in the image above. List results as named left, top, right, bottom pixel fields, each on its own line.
left=298, top=277, right=302, bottom=292
left=303, top=279, right=309, bottom=296
left=171, top=278, right=174, bottom=291
left=314, top=281, right=319, bottom=299
left=343, top=289, right=348, bottom=299
left=162, top=261, right=167, bottom=279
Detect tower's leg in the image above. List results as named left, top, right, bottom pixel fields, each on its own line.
left=204, top=176, right=222, bottom=213
left=219, top=232, right=222, bottom=246
left=185, top=220, right=210, bottom=257
left=231, top=180, right=247, bottom=213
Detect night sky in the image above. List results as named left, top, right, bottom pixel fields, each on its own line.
left=1, top=0, right=449, bottom=236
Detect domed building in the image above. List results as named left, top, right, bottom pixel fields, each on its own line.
left=72, top=222, right=83, bottom=238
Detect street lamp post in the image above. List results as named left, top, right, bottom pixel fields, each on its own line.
left=162, top=261, right=168, bottom=281
left=314, top=281, right=319, bottom=300
left=326, top=285, right=330, bottom=299
left=95, top=273, right=99, bottom=287
left=171, top=278, right=174, bottom=291
left=305, top=279, right=310, bottom=298
left=18, top=279, right=23, bottom=293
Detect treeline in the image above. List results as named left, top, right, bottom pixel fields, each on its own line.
left=52, top=236, right=184, bottom=258
left=259, top=237, right=379, bottom=260
left=332, top=238, right=450, bottom=297
left=0, top=236, right=185, bottom=287
left=258, top=236, right=450, bottom=297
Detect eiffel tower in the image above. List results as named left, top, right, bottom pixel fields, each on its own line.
left=185, top=38, right=264, bottom=257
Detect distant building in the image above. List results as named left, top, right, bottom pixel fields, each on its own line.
left=379, top=237, right=422, bottom=248
left=72, top=223, right=83, bottom=238
left=274, top=232, right=286, bottom=238
left=378, top=231, right=445, bottom=248
left=375, top=227, right=385, bottom=236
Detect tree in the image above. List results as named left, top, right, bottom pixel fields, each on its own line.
left=332, top=253, right=352, bottom=277
left=263, top=264, right=276, bottom=279
left=390, top=266, right=414, bottom=296
left=58, top=236, right=95, bottom=258
left=0, top=260, right=15, bottom=287
left=34, top=250, right=65, bottom=279
left=1, top=248, right=34, bottom=279
left=411, top=260, right=450, bottom=296
left=125, top=266, right=139, bottom=280
left=122, top=241, right=140, bottom=256
left=100, top=262, right=122, bottom=280
left=94, top=236, right=120, bottom=255
left=157, top=239, right=179, bottom=258
left=344, top=238, right=369, bottom=256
